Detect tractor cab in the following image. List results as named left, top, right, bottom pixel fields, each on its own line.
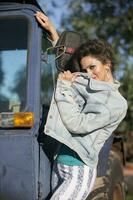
left=0, top=1, right=57, bottom=199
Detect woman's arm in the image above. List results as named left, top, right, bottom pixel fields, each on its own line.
left=55, top=72, right=127, bottom=134
left=55, top=79, right=111, bottom=134
left=35, top=11, right=59, bottom=43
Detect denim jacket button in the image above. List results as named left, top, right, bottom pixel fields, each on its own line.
left=45, top=129, right=49, bottom=133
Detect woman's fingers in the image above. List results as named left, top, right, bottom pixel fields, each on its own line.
left=35, top=15, right=44, bottom=26
left=35, top=11, right=48, bottom=20
left=63, top=71, right=73, bottom=81
left=35, top=12, right=51, bottom=30
left=58, top=71, right=78, bottom=82
left=35, top=11, right=59, bottom=42
left=58, top=72, right=65, bottom=80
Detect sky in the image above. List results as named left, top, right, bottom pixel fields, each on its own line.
left=1, top=50, right=26, bottom=99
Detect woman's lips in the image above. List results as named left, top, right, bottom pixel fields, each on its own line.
left=92, top=75, right=97, bottom=79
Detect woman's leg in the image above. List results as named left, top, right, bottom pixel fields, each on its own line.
left=50, top=163, right=96, bottom=200
left=51, top=162, right=62, bottom=193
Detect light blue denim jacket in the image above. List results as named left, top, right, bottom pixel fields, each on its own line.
left=44, top=73, right=127, bottom=168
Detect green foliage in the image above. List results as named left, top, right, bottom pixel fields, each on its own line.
left=61, top=0, right=133, bottom=54
left=11, top=67, right=27, bottom=103
left=119, top=64, right=133, bottom=131
left=126, top=194, right=133, bottom=200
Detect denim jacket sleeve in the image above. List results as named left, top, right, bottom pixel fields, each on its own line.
left=55, top=79, right=113, bottom=134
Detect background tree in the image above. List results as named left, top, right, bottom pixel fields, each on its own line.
left=0, top=53, right=9, bottom=112
left=11, top=67, right=27, bottom=109
left=0, top=54, right=4, bottom=86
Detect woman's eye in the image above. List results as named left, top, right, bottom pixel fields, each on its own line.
left=89, top=65, right=96, bottom=70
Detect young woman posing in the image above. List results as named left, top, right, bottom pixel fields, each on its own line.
left=35, top=12, right=127, bottom=200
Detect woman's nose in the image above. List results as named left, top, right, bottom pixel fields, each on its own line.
left=87, top=69, right=93, bottom=76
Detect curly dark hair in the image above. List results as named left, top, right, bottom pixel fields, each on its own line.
left=64, top=38, right=116, bottom=73
left=75, top=39, right=116, bottom=73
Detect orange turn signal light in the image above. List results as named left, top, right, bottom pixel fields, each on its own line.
left=14, top=112, right=34, bottom=128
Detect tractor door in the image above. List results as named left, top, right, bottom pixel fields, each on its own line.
left=0, top=3, right=52, bottom=200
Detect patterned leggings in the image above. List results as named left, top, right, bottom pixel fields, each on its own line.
left=50, top=162, right=96, bottom=200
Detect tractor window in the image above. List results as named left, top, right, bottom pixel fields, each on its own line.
left=41, top=34, right=58, bottom=106
left=40, top=33, right=58, bottom=125
left=0, top=17, right=28, bottom=113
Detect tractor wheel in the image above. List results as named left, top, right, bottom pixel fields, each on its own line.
left=86, top=151, right=125, bottom=200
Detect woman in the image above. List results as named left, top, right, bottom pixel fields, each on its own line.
left=35, top=12, right=127, bottom=200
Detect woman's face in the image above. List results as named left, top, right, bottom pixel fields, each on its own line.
left=80, top=56, right=109, bottom=81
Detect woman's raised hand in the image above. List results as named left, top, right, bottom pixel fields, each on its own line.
left=35, top=11, right=59, bottom=42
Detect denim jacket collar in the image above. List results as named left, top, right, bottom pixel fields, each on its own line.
left=74, top=73, right=120, bottom=91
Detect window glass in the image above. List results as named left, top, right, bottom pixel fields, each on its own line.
left=41, top=34, right=58, bottom=106
left=0, top=17, right=28, bottom=113
left=40, top=34, right=58, bottom=125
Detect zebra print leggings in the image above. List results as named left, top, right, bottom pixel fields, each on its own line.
left=50, top=162, right=96, bottom=200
